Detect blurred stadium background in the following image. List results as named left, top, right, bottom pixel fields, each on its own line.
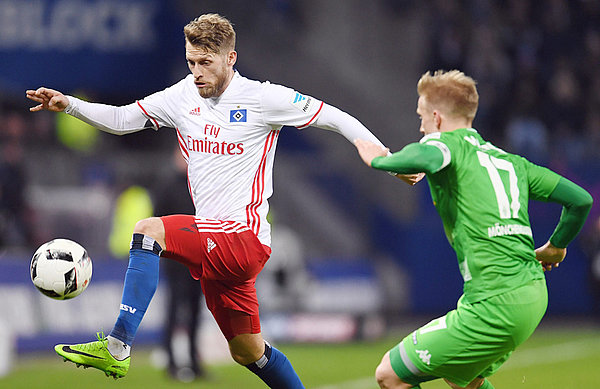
left=1, top=0, right=600, bottom=387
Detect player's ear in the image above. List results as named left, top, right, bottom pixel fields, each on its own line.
left=227, top=50, right=237, bottom=66
left=433, top=110, right=442, bottom=130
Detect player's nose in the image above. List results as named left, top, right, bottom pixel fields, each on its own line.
left=191, top=65, right=203, bottom=78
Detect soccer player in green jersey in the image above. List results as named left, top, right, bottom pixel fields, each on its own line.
left=355, top=70, right=593, bottom=389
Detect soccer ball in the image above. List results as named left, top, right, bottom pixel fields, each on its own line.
left=30, top=238, right=93, bottom=300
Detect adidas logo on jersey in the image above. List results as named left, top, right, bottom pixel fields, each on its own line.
left=207, top=238, right=217, bottom=253
left=189, top=107, right=201, bottom=116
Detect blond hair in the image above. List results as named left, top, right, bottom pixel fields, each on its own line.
left=184, top=13, right=236, bottom=54
left=417, top=70, right=479, bottom=121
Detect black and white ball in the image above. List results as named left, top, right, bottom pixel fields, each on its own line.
left=30, top=238, right=93, bottom=300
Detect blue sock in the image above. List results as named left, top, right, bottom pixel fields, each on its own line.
left=109, top=233, right=161, bottom=345
left=246, top=342, right=304, bottom=389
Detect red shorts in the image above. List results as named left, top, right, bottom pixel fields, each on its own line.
left=160, top=215, right=271, bottom=340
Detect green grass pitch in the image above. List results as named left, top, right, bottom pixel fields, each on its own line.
left=2, top=326, right=599, bottom=388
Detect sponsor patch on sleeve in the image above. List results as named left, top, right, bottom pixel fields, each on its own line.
left=290, top=92, right=314, bottom=113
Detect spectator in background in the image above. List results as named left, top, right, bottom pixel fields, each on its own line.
left=425, top=0, right=599, bottom=165
left=153, top=148, right=206, bottom=382
left=504, top=77, right=549, bottom=164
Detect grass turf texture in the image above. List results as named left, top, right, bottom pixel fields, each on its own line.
left=2, top=327, right=599, bottom=388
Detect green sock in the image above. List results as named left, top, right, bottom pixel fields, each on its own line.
left=479, top=379, right=495, bottom=389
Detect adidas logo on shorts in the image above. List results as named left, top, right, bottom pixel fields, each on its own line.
left=416, top=349, right=431, bottom=365
left=207, top=238, right=217, bottom=253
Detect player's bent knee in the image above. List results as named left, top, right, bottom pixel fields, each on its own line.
left=375, top=367, right=394, bottom=388
left=133, top=217, right=160, bottom=235
left=228, top=334, right=265, bottom=366
left=133, top=218, right=165, bottom=247
left=229, top=346, right=263, bottom=366
left=375, top=361, right=387, bottom=384
left=375, top=359, right=412, bottom=389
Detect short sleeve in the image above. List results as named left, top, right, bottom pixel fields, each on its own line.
left=260, top=83, right=324, bottom=129
left=420, top=132, right=452, bottom=172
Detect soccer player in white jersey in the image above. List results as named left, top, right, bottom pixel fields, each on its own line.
left=27, top=13, right=420, bottom=388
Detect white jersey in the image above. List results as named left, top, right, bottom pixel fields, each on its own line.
left=137, top=72, right=324, bottom=246
left=65, top=71, right=386, bottom=247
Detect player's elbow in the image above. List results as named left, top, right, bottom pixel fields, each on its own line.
left=572, top=190, right=594, bottom=222
left=579, top=190, right=594, bottom=212
left=101, top=126, right=145, bottom=136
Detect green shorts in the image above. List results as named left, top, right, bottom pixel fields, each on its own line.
left=389, top=279, right=548, bottom=387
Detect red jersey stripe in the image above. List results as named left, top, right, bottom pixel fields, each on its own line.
left=246, top=130, right=276, bottom=234
left=248, top=135, right=270, bottom=232
left=176, top=128, right=190, bottom=159
left=246, top=139, right=266, bottom=232
left=136, top=101, right=160, bottom=129
left=297, top=101, right=324, bottom=129
left=251, top=130, right=279, bottom=230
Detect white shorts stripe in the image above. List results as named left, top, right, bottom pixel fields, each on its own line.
left=399, top=342, right=426, bottom=376
left=195, top=218, right=251, bottom=234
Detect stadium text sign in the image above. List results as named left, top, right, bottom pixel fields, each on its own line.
left=0, top=0, right=158, bottom=51
left=0, top=0, right=184, bottom=96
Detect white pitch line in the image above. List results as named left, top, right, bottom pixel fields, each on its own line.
left=313, top=336, right=600, bottom=389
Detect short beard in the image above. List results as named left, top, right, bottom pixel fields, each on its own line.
left=198, top=73, right=227, bottom=98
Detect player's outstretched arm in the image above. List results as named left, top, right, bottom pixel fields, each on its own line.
left=28, top=89, right=154, bottom=135
left=354, top=139, right=426, bottom=186
left=26, top=87, right=69, bottom=113
left=354, top=138, right=389, bottom=167
left=356, top=140, right=444, bottom=174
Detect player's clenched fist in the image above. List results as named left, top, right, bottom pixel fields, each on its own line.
left=26, top=87, right=69, bottom=112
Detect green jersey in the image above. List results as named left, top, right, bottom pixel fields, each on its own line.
left=374, top=127, right=591, bottom=387
left=379, top=128, right=561, bottom=302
